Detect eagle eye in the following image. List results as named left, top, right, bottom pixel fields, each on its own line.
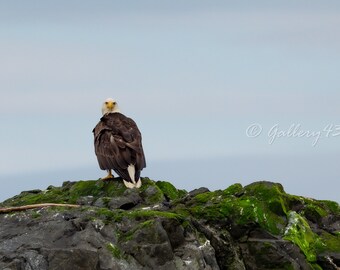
left=105, top=102, right=108, bottom=105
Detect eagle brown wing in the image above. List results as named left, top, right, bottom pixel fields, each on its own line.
left=93, top=113, right=146, bottom=182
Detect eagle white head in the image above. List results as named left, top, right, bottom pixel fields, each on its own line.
left=102, top=98, right=120, bottom=115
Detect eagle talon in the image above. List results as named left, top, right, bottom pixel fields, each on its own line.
left=101, top=170, right=114, bottom=181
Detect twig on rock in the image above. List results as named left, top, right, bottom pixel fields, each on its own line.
left=0, top=203, right=81, bottom=214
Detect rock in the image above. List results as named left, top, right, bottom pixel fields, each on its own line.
left=120, top=220, right=175, bottom=268
left=22, top=250, right=48, bottom=270
left=108, top=191, right=142, bottom=210
left=77, top=196, right=95, bottom=205
left=0, top=178, right=339, bottom=269
left=46, top=185, right=56, bottom=190
left=93, top=197, right=107, bottom=208
left=192, top=220, right=246, bottom=269
left=161, top=219, right=185, bottom=249
left=142, top=185, right=165, bottom=205
left=317, top=252, right=340, bottom=270
left=188, top=187, right=210, bottom=197
left=20, top=189, right=42, bottom=195
left=46, top=249, right=99, bottom=270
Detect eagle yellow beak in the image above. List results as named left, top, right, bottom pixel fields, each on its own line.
left=107, top=102, right=114, bottom=110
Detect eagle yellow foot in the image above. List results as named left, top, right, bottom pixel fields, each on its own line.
left=101, top=171, right=114, bottom=181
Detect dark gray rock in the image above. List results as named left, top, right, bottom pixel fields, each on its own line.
left=46, top=249, right=99, bottom=270
left=108, top=191, right=142, bottom=210
left=22, top=250, right=48, bottom=270
left=120, top=220, right=175, bottom=268
left=317, top=252, right=340, bottom=270
left=193, top=220, right=245, bottom=270
left=20, top=189, right=42, bottom=195
left=240, top=240, right=312, bottom=270
left=0, top=209, right=220, bottom=270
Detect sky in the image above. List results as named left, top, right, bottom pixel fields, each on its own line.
left=1, top=1, right=340, bottom=203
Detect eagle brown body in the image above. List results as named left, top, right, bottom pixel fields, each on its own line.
left=93, top=99, right=146, bottom=188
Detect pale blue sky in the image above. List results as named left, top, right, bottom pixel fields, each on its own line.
left=1, top=1, right=340, bottom=202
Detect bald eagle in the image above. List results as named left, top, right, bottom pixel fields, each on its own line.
left=93, top=98, right=146, bottom=188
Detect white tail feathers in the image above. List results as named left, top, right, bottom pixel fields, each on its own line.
left=123, top=179, right=136, bottom=189
left=127, top=164, right=136, bottom=184
left=123, top=178, right=142, bottom=189
left=123, top=164, right=142, bottom=189
left=135, top=178, right=142, bottom=188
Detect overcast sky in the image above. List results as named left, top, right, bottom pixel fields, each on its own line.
left=1, top=1, right=340, bottom=203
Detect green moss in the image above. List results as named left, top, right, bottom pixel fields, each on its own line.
left=181, top=220, right=192, bottom=230
left=1, top=179, right=135, bottom=207
left=0, top=181, right=93, bottom=206
left=221, top=198, right=286, bottom=235
left=319, top=200, right=340, bottom=214
left=126, top=209, right=184, bottom=221
left=283, top=211, right=321, bottom=262
left=302, top=204, right=328, bottom=223
left=92, top=208, right=123, bottom=223
left=223, top=183, right=243, bottom=196
left=156, top=181, right=187, bottom=200
left=107, top=243, right=122, bottom=259
left=92, top=206, right=185, bottom=225
left=140, top=182, right=165, bottom=205
left=148, top=190, right=164, bottom=204
left=1, top=189, right=69, bottom=206
left=244, top=182, right=289, bottom=215
left=68, top=180, right=131, bottom=202
left=310, top=264, right=323, bottom=270
left=120, top=219, right=156, bottom=242
left=0, top=178, right=185, bottom=208
left=244, top=182, right=285, bottom=200
left=172, top=205, right=191, bottom=218
left=316, top=231, right=340, bottom=253
left=68, top=181, right=102, bottom=202
left=30, top=211, right=42, bottom=219
left=186, top=183, right=287, bottom=235
left=139, top=220, right=155, bottom=228
left=193, top=192, right=217, bottom=204
left=268, top=197, right=287, bottom=216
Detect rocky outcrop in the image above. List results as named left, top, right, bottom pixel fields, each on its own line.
left=0, top=178, right=339, bottom=270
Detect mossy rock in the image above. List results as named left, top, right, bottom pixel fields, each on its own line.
left=107, top=243, right=123, bottom=259
left=155, top=181, right=187, bottom=200
left=244, top=181, right=289, bottom=215
left=1, top=178, right=339, bottom=268
left=223, top=183, right=243, bottom=196
left=1, top=178, right=160, bottom=207
left=316, top=231, right=340, bottom=254
left=283, top=211, right=321, bottom=262
left=302, top=204, right=328, bottom=224
left=183, top=181, right=288, bottom=235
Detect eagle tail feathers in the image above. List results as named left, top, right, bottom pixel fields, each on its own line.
left=123, top=179, right=136, bottom=189
left=122, top=164, right=142, bottom=189
left=123, top=178, right=142, bottom=189
left=136, top=178, right=142, bottom=188
left=127, top=164, right=136, bottom=184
